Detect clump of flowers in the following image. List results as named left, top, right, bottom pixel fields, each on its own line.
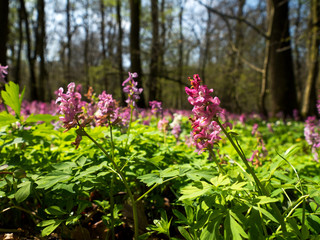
left=95, top=91, right=120, bottom=127
left=122, top=72, right=143, bottom=107
left=170, top=113, right=182, bottom=140
left=56, top=82, right=86, bottom=131
left=158, top=117, right=169, bottom=133
left=304, top=116, right=320, bottom=162
left=149, top=101, right=162, bottom=115
left=185, top=74, right=232, bottom=153
left=0, top=65, right=8, bottom=83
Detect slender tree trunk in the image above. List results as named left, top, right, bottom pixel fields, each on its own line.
left=15, top=5, right=23, bottom=84
left=116, top=0, right=125, bottom=104
left=149, top=0, right=159, bottom=102
left=100, top=0, right=106, bottom=60
left=301, top=0, right=320, bottom=117
left=66, top=0, right=72, bottom=82
left=20, top=0, right=38, bottom=100
left=129, top=0, right=145, bottom=108
left=268, top=0, right=298, bottom=117
left=177, top=0, right=184, bottom=109
left=260, top=1, right=274, bottom=117
left=37, top=0, right=47, bottom=101
left=84, top=0, right=90, bottom=89
left=158, top=0, right=166, bottom=100
left=0, top=0, right=9, bottom=67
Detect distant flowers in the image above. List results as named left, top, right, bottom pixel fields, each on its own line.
left=304, top=116, right=320, bottom=162
left=0, top=65, right=8, bottom=83
left=185, top=74, right=232, bottom=153
left=122, top=72, right=143, bottom=107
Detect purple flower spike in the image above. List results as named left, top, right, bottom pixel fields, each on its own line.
left=185, top=74, right=232, bottom=153
left=95, top=91, right=120, bottom=126
left=56, top=82, right=85, bottom=131
left=149, top=101, right=162, bottom=115
left=122, top=72, right=143, bottom=107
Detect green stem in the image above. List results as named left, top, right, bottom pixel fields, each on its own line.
left=216, top=119, right=287, bottom=233
left=81, top=127, right=139, bottom=239
left=208, top=147, right=226, bottom=174
left=125, top=105, right=134, bottom=150
left=109, top=173, right=115, bottom=240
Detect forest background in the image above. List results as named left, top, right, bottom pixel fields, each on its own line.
left=0, top=0, right=319, bottom=118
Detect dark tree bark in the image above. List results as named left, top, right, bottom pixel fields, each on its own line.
left=83, top=0, right=90, bottom=89
left=36, top=0, right=47, bottom=101
left=66, top=0, right=72, bottom=82
left=268, top=0, right=298, bottom=117
left=116, top=0, right=125, bottom=104
left=301, top=0, right=320, bottom=117
left=99, top=0, right=106, bottom=60
left=20, top=0, right=38, bottom=100
left=0, top=0, right=9, bottom=67
left=149, top=0, right=159, bottom=102
left=129, top=0, right=145, bottom=108
left=177, top=0, right=184, bottom=109
left=15, top=5, right=24, bottom=84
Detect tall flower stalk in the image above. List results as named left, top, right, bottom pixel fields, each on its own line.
left=56, top=83, right=140, bottom=239
left=185, top=74, right=287, bottom=233
left=122, top=72, right=143, bottom=150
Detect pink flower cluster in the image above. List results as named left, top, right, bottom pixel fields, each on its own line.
left=0, top=65, right=8, bottom=83
left=56, top=82, right=85, bottom=131
left=185, top=74, right=232, bottom=153
left=95, top=91, right=120, bottom=126
left=122, top=72, right=143, bottom=107
left=304, top=116, right=320, bottom=162
left=149, top=101, right=162, bottom=115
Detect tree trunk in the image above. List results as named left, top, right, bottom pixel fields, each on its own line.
left=66, top=0, right=72, bottom=82
left=20, top=0, right=38, bottom=100
left=301, top=0, right=320, bottom=117
left=268, top=0, right=298, bottom=117
left=100, top=0, right=106, bottom=60
left=149, top=0, right=159, bottom=102
left=0, top=0, right=9, bottom=67
left=116, top=0, right=125, bottom=104
left=129, top=0, right=145, bottom=108
left=84, top=0, right=90, bottom=89
left=36, top=0, right=47, bottom=101
left=15, top=5, right=23, bottom=84
left=177, top=0, right=184, bottom=109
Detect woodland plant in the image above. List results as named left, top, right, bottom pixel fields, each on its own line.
left=1, top=68, right=320, bottom=239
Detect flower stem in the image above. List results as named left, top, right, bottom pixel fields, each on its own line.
left=216, top=119, right=287, bottom=233
left=125, top=105, right=134, bottom=150
left=208, top=147, right=226, bottom=174
left=81, top=127, right=139, bottom=239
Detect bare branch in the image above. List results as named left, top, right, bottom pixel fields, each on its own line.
left=197, top=1, right=269, bottom=39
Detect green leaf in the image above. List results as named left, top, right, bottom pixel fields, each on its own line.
left=1, top=81, right=25, bottom=118
left=138, top=173, right=163, bottom=187
left=40, top=219, right=63, bottom=236
left=178, top=226, right=193, bottom=240
left=14, top=181, right=31, bottom=203
left=25, top=114, right=59, bottom=123
left=0, top=112, right=17, bottom=127
left=45, top=206, right=67, bottom=216
left=229, top=212, right=248, bottom=239
left=179, top=181, right=211, bottom=201
left=254, top=196, right=279, bottom=205
left=36, top=173, right=72, bottom=190
left=1, top=137, right=24, bottom=148
left=252, top=206, right=279, bottom=223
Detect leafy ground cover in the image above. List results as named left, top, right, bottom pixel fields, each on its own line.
left=0, top=75, right=320, bottom=239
